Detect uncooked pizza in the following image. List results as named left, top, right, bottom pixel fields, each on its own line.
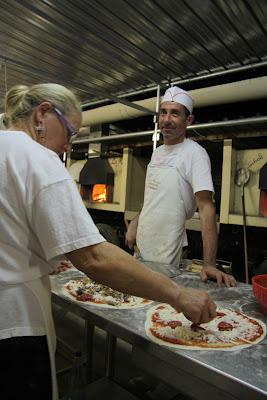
left=145, top=303, right=266, bottom=351
left=63, top=277, right=152, bottom=309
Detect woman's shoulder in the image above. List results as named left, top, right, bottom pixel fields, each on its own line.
left=9, top=133, right=66, bottom=177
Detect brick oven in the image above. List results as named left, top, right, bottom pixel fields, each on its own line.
left=68, top=147, right=148, bottom=217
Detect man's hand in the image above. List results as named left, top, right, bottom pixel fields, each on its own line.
left=125, top=229, right=136, bottom=250
left=200, top=266, right=236, bottom=288
left=125, top=214, right=139, bottom=250
left=174, top=286, right=217, bottom=324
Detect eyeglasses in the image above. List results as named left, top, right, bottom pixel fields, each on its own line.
left=53, top=107, right=78, bottom=138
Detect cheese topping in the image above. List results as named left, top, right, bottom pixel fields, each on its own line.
left=149, top=304, right=264, bottom=344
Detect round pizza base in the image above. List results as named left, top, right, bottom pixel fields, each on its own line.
left=145, top=304, right=266, bottom=351
left=61, top=285, right=153, bottom=309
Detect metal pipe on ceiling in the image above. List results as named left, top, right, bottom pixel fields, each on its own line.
left=172, top=61, right=267, bottom=86
left=81, top=60, right=267, bottom=109
left=73, top=116, right=267, bottom=144
left=82, top=76, right=267, bottom=127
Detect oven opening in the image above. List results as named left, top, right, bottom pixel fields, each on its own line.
left=92, top=184, right=108, bottom=202
left=259, top=162, right=267, bottom=217
left=80, top=184, right=113, bottom=203
left=79, top=157, right=115, bottom=204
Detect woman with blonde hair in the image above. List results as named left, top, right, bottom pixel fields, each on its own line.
left=0, top=83, right=216, bottom=399
left=0, top=83, right=83, bottom=400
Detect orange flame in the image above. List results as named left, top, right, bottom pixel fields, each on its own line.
left=92, top=184, right=107, bottom=202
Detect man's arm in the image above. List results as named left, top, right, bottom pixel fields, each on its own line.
left=66, top=241, right=217, bottom=324
left=196, top=190, right=218, bottom=267
left=196, top=190, right=236, bottom=287
left=125, top=213, right=140, bottom=249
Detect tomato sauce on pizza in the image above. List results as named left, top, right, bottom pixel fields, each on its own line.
left=145, top=304, right=266, bottom=351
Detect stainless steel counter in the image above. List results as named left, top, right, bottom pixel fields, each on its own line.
left=51, top=265, right=267, bottom=400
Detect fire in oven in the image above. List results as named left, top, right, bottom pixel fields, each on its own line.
left=79, top=158, right=114, bottom=203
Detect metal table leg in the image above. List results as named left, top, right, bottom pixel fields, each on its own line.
left=84, top=320, right=95, bottom=381
left=105, top=332, right=117, bottom=379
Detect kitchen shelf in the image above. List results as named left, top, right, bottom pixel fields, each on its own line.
left=228, top=214, right=267, bottom=227
left=185, top=218, right=220, bottom=232
left=80, top=377, right=139, bottom=400
left=83, top=200, right=124, bottom=212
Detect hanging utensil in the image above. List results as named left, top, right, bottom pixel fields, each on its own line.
left=234, top=168, right=250, bottom=284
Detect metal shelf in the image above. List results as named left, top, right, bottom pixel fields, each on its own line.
left=75, top=377, right=140, bottom=400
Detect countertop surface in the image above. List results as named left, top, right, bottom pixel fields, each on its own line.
left=51, top=262, right=267, bottom=400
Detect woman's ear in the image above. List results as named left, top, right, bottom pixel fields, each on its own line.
left=35, top=101, right=53, bottom=124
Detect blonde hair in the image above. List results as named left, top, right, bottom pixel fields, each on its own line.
left=0, top=113, right=7, bottom=129
left=5, top=83, right=81, bottom=125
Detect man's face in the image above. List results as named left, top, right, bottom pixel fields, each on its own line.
left=159, top=102, right=191, bottom=145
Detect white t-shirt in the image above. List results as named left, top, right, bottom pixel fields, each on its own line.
left=136, top=139, right=214, bottom=265
left=0, top=131, right=105, bottom=339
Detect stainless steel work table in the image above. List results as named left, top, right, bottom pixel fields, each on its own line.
left=51, top=264, right=267, bottom=400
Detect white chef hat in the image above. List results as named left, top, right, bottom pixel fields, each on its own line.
left=161, top=86, right=193, bottom=114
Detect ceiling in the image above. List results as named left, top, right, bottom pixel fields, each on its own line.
left=0, top=0, right=267, bottom=109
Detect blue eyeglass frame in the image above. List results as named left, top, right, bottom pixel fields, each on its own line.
left=53, top=107, right=78, bottom=138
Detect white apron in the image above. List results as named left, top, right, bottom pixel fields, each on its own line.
left=136, top=153, right=187, bottom=266
left=25, top=277, right=58, bottom=400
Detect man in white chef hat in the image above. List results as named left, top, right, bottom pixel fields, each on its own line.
left=162, top=85, right=194, bottom=112
left=126, top=86, right=236, bottom=287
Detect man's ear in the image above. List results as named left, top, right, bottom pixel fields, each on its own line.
left=34, top=101, right=53, bottom=124
left=186, top=114, right=194, bottom=127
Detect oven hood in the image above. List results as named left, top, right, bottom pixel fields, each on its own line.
left=79, top=158, right=114, bottom=186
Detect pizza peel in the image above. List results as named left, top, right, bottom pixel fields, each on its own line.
left=234, top=168, right=250, bottom=284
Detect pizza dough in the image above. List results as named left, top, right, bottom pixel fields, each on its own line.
left=145, top=303, right=266, bottom=351
left=63, top=277, right=152, bottom=309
